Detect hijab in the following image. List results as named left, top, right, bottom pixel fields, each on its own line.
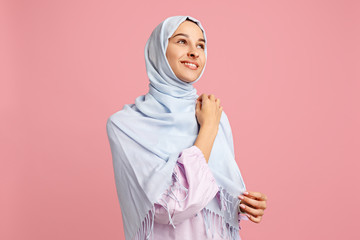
left=106, top=15, right=247, bottom=240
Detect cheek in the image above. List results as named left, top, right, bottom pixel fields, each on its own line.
left=200, top=56, right=206, bottom=68
left=167, top=53, right=178, bottom=68
left=166, top=50, right=180, bottom=74
left=166, top=46, right=179, bottom=61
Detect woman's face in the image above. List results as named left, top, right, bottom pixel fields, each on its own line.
left=166, top=20, right=206, bottom=83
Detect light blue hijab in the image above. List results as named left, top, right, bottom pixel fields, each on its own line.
left=106, top=15, right=247, bottom=240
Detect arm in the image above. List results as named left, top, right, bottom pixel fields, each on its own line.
left=193, top=125, right=218, bottom=163
left=154, top=93, right=223, bottom=225
left=193, top=93, right=223, bottom=162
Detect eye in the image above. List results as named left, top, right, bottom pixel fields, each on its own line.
left=197, top=44, right=205, bottom=49
left=177, top=39, right=186, bottom=44
left=176, top=39, right=205, bottom=50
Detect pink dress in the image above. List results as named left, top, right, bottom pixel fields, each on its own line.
left=137, top=145, right=248, bottom=240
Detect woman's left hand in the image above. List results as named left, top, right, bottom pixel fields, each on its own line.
left=238, top=191, right=267, bottom=223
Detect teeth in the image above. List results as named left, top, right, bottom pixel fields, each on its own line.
left=183, top=62, right=197, bottom=68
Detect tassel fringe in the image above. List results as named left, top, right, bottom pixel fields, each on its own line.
left=133, top=171, right=244, bottom=239
left=202, top=186, right=244, bottom=240
left=133, top=206, right=155, bottom=240
left=133, top=169, right=189, bottom=239
left=202, top=208, right=241, bottom=240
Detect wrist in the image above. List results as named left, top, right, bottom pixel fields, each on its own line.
left=200, top=124, right=218, bottom=138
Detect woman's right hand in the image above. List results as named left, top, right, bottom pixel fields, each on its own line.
left=195, top=94, right=223, bottom=130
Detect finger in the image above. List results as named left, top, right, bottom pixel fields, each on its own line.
left=239, top=196, right=266, bottom=209
left=208, top=94, right=215, bottom=101
left=197, top=94, right=206, bottom=102
left=201, top=94, right=208, bottom=102
left=240, top=196, right=267, bottom=210
left=246, top=214, right=262, bottom=224
left=196, top=100, right=201, bottom=112
left=215, top=98, right=220, bottom=107
left=239, top=203, right=265, bottom=217
left=243, top=191, right=268, bottom=201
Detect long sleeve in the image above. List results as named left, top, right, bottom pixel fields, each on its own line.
left=154, top=145, right=219, bottom=226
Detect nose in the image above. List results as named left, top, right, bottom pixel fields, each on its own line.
left=187, top=47, right=199, bottom=59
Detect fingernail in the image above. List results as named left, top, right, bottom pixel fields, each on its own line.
left=243, top=191, right=249, bottom=195
left=238, top=195, right=244, bottom=200
left=246, top=213, right=251, bottom=218
left=240, top=204, right=246, bottom=209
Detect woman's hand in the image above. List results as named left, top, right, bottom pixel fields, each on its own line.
left=238, top=191, right=267, bottom=223
left=195, top=94, right=223, bottom=129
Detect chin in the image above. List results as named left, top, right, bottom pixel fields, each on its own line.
left=180, top=78, right=197, bottom=83
left=178, top=74, right=199, bottom=83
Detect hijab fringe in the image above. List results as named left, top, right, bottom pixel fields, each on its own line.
left=133, top=206, right=155, bottom=240
left=202, top=186, right=245, bottom=240
left=133, top=180, right=246, bottom=240
left=133, top=167, right=189, bottom=239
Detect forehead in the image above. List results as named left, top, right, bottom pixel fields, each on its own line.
left=171, top=21, right=204, bottom=39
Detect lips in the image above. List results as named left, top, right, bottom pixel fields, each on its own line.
left=180, top=60, right=199, bottom=70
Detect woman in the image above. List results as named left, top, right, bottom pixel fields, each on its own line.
left=106, top=16, right=267, bottom=240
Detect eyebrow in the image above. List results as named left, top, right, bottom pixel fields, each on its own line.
left=171, top=33, right=206, bottom=43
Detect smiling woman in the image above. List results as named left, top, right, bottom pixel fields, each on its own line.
left=106, top=15, right=267, bottom=240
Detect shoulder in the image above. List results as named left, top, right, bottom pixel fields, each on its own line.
left=221, top=110, right=230, bottom=123
left=106, top=110, right=125, bottom=138
left=106, top=112, right=117, bottom=133
left=220, top=110, right=232, bottom=130
left=106, top=107, right=127, bottom=130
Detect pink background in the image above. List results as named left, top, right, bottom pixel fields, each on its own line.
left=1, top=0, right=359, bottom=239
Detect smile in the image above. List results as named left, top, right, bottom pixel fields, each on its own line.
left=181, top=62, right=198, bottom=70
